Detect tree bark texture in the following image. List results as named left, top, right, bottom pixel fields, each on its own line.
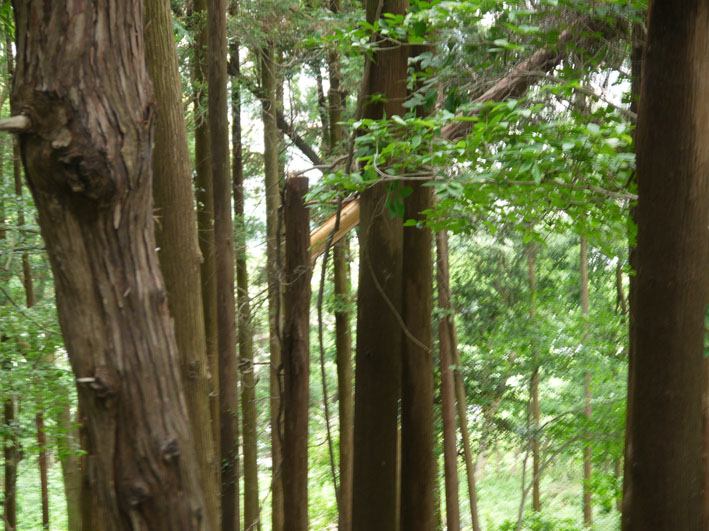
left=2, top=390, right=18, bottom=530
left=261, top=41, right=285, bottom=531
left=193, top=0, right=221, bottom=454
left=11, top=2, right=207, bottom=528
left=282, top=176, right=311, bottom=531
left=145, top=2, right=220, bottom=528
left=580, top=236, right=592, bottom=526
left=352, top=1, right=408, bottom=529
left=624, top=2, right=709, bottom=529
left=400, top=180, right=435, bottom=530
left=437, top=230, right=481, bottom=531
left=207, top=0, right=240, bottom=528
left=231, top=37, right=261, bottom=531
left=436, top=232, right=461, bottom=531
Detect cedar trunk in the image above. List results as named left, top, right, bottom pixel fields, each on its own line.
left=624, top=2, right=709, bottom=529
left=400, top=181, right=435, bottom=530
left=11, top=1, right=207, bottom=528
left=193, top=0, right=221, bottom=454
left=145, top=2, right=220, bottom=528
left=36, top=412, right=50, bottom=529
left=351, top=1, right=407, bottom=529
left=232, top=37, right=261, bottom=531
left=436, top=232, right=461, bottom=531
left=261, top=41, right=285, bottom=531
left=207, top=0, right=240, bottom=528
left=282, top=177, right=312, bottom=531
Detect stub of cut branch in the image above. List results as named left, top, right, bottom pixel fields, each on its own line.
left=0, top=115, right=31, bottom=133
left=310, top=199, right=360, bottom=262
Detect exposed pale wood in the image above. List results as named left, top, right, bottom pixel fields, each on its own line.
left=309, top=200, right=360, bottom=261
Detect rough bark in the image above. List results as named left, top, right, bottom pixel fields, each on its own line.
left=193, top=0, right=221, bottom=454
left=11, top=1, right=207, bottom=528
left=400, top=180, right=435, bottom=531
left=351, top=1, right=407, bottom=529
left=624, top=2, right=709, bottom=528
left=437, top=231, right=481, bottom=531
left=144, top=2, right=220, bottom=528
left=207, top=0, right=240, bottom=528
left=282, top=176, right=312, bottom=531
left=261, top=40, right=285, bottom=531
left=232, top=37, right=261, bottom=531
left=436, top=231, right=461, bottom=531
left=580, top=237, right=592, bottom=526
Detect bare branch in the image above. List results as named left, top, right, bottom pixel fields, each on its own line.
left=0, top=115, right=30, bottom=133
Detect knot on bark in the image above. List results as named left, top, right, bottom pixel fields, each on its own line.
left=160, top=438, right=180, bottom=463
left=125, top=480, right=150, bottom=507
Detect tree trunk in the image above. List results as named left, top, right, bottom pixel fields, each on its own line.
left=231, top=37, right=261, bottom=531
left=207, top=0, right=240, bottom=528
left=144, top=2, right=220, bottom=528
left=436, top=235, right=461, bottom=531
left=12, top=1, right=207, bottom=527
left=400, top=180, right=435, bottom=531
left=261, top=41, right=285, bottom=531
left=35, top=411, right=50, bottom=529
left=2, top=389, right=17, bottom=531
left=282, top=176, right=311, bottom=531
left=58, top=402, right=82, bottom=531
left=193, top=0, right=221, bottom=455
left=437, top=230, right=481, bottom=531
left=580, top=237, right=592, bottom=526
left=624, top=2, right=709, bottom=528
left=620, top=19, right=644, bottom=527
left=352, top=1, right=407, bottom=529
left=527, top=246, right=541, bottom=512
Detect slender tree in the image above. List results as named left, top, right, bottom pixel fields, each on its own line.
left=10, top=1, right=207, bottom=527
left=580, top=236, right=592, bottom=526
left=57, top=402, right=82, bottom=531
left=624, top=2, right=709, bottom=528
left=207, top=0, right=240, bottom=528
left=261, top=40, right=285, bottom=531
left=231, top=35, right=261, bottom=531
left=527, top=244, right=541, bottom=512
left=437, top=232, right=461, bottom=531
left=145, top=2, right=220, bottom=528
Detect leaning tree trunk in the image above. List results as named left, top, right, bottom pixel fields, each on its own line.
left=351, top=1, right=408, bottom=530
left=10, top=1, right=206, bottom=528
left=624, top=2, right=709, bottom=529
left=144, top=2, right=220, bottom=528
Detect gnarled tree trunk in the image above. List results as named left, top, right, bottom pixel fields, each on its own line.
left=11, top=1, right=206, bottom=528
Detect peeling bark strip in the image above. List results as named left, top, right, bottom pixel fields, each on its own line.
left=11, top=2, right=206, bottom=529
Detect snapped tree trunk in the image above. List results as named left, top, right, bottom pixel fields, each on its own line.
left=624, top=2, right=709, bottom=529
left=11, top=1, right=207, bottom=528
left=144, top=2, right=220, bottom=528
left=282, top=176, right=312, bottom=531
left=351, top=1, right=407, bottom=529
